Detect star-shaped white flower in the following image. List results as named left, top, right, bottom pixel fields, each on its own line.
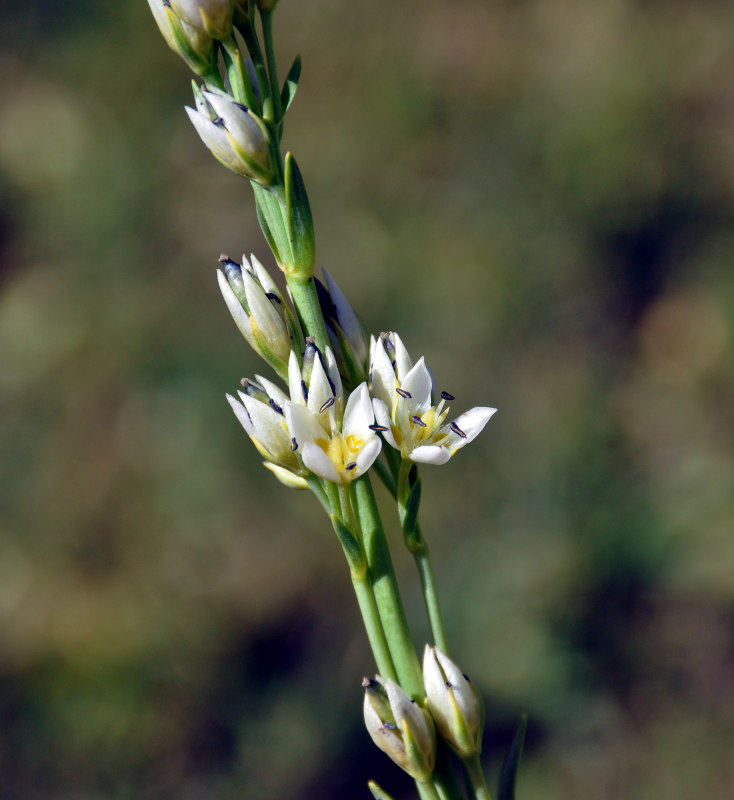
left=283, top=345, right=381, bottom=484
left=369, top=332, right=496, bottom=465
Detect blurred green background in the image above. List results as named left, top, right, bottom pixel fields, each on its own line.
left=2, top=1, right=734, bottom=798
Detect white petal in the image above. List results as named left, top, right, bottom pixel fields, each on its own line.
left=370, top=339, right=397, bottom=407
left=410, top=445, right=452, bottom=465
left=400, top=357, right=433, bottom=414
left=342, top=383, right=374, bottom=440
left=301, top=441, right=341, bottom=483
left=226, top=393, right=254, bottom=437
left=422, top=646, right=451, bottom=720
left=288, top=350, right=302, bottom=403
left=448, top=406, right=497, bottom=446
left=242, top=395, right=291, bottom=457
left=284, top=401, right=327, bottom=448
left=248, top=253, right=280, bottom=297
left=324, top=346, right=343, bottom=406
left=263, top=462, right=308, bottom=489
left=243, top=270, right=286, bottom=352
left=307, top=352, right=334, bottom=417
left=391, top=332, right=413, bottom=380
left=372, top=399, right=399, bottom=450
left=186, top=107, right=242, bottom=173
left=217, top=270, right=256, bottom=349
left=353, top=436, right=382, bottom=478
left=255, top=375, right=289, bottom=408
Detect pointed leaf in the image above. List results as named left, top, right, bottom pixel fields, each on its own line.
left=284, top=151, right=315, bottom=278
left=280, top=54, right=302, bottom=114
left=497, top=714, right=527, bottom=800
left=367, top=780, right=396, bottom=800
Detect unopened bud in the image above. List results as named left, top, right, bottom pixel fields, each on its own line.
left=363, top=677, right=435, bottom=782
left=187, top=85, right=276, bottom=185
left=147, top=0, right=214, bottom=76
left=169, top=0, right=233, bottom=40
left=422, top=646, right=483, bottom=757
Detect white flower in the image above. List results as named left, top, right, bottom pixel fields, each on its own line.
left=369, top=332, right=496, bottom=465
left=186, top=85, right=275, bottom=184
left=284, top=347, right=381, bottom=484
left=423, top=646, right=483, bottom=757
left=227, top=377, right=307, bottom=489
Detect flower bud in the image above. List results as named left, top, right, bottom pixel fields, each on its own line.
left=169, top=0, right=233, bottom=40
left=217, top=254, right=297, bottom=379
left=363, top=677, right=435, bottom=782
left=187, top=85, right=277, bottom=185
left=315, top=268, right=368, bottom=388
left=422, top=646, right=483, bottom=757
left=147, top=0, right=215, bottom=75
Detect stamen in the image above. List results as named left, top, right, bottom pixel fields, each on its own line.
left=396, top=387, right=412, bottom=399
left=450, top=421, right=467, bottom=438
left=445, top=681, right=452, bottom=688
left=233, top=101, right=249, bottom=113
left=369, top=424, right=389, bottom=432
left=441, top=391, right=455, bottom=401
left=301, top=379, right=309, bottom=401
left=327, top=376, right=337, bottom=396
left=219, top=254, right=239, bottom=267
left=319, top=396, right=335, bottom=413
left=345, top=462, right=357, bottom=471
left=411, top=415, right=427, bottom=428
left=265, top=292, right=281, bottom=304
left=269, top=398, right=283, bottom=415
left=291, top=437, right=298, bottom=451
left=384, top=722, right=398, bottom=731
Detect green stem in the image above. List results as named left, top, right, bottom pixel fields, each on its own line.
left=286, top=275, right=330, bottom=354
left=416, top=781, right=443, bottom=800
left=260, top=9, right=283, bottom=126
left=352, top=475, right=424, bottom=697
left=464, top=753, right=492, bottom=800
left=397, top=460, right=449, bottom=654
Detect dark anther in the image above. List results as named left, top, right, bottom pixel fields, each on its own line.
left=396, top=387, right=412, bottom=399
left=384, top=722, right=398, bottom=731
left=233, top=101, right=249, bottom=113
left=369, top=424, right=389, bottom=432
left=319, top=397, right=335, bottom=413
left=219, top=254, right=238, bottom=267
left=450, top=421, right=467, bottom=438
left=440, top=391, right=455, bottom=401
left=411, top=415, right=427, bottom=428
left=445, top=681, right=453, bottom=688
left=269, top=398, right=283, bottom=415
left=327, top=376, right=337, bottom=396
left=301, top=380, right=309, bottom=401
left=463, top=673, right=471, bottom=682
left=346, top=462, right=357, bottom=471
left=265, top=292, right=281, bottom=304
left=213, top=116, right=224, bottom=126
left=291, top=437, right=298, bottom=451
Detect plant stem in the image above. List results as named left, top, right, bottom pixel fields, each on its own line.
left=260, top=9, right=283, bottom=126
left=287, top=275, right=330, bottom=354
left=397, top=460, right=449, bottom=654
left=416, top=781, right=443, bottom=800
left=464, top=753, right=492, bottom=800
left=352, top=475, right=424, bottom=697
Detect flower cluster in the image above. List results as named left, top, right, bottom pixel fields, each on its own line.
left=223, top=264, right=496, bottom=487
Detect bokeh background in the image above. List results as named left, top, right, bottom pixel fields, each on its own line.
left=2, top=1, right=734, bottom=798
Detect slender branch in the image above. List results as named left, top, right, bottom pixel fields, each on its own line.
left=260, top=9, right=283, bottom=126
left=464, top=753, right=492, bottom=800
left=352, top=475, right=424, bottom=697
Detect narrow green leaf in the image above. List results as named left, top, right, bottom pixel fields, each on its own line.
left=284, top=152, right=315, bottom=278
left=331, top=514, right=366, bottom=580
left=497, top=714, right=527, bottom=800
left=367, top=780, right=396, bottom=800
left=280, top=54, right=302, bottom=114
left=252, top=183, right=292, bottom=267
left=402, top=476, right=422, bottom=553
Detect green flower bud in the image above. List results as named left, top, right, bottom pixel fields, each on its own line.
left=363, top=677, right=436, bottom=783
left=169, top=0, right=233, bottom=40
left=146, top=0, right=214, bottom=76
left=422, top=646, right=483, bottom=758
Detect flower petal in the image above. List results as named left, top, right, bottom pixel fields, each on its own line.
left=372, top=398, right=399, bottom=450
left=392, top=333, right=413, bottom=380
left=353, top=436, right=382, bottom=478
left=410, top=445, right=452, bottom=465
left=342, top=383, right=374, bottom=440
left=288, top=350, right=302, bottom=403
left=301, top=441, right=341, bottom=483
left=400, top=357, right=433, bottom=415
left=370, top=338, right=397, bottom=407
left=284, top=401, right=326, bottom=448
left=226, top=393, right=254, bottom=437
left=217, top=269, right=256, bottom=349
left=446, top=406, right=497, bottom=447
